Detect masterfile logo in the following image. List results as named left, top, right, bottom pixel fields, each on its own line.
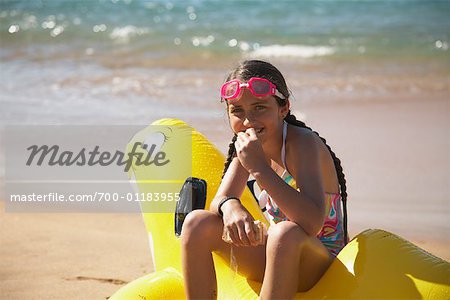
left=25, top=142, right=169, bottom=172
left=4, top=125, right=192, bottom=213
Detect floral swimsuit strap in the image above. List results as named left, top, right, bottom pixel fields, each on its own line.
left=258, top=121, right=292, bottom=214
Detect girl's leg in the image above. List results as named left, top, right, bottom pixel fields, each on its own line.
left=259, top=221, right=334, bottom=299
left=181, top=210, right=266, bottom=299
left=181, top=210, right=224, bottom=299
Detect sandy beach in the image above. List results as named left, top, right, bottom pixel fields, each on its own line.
left=0, top=201, right=152, bottom=300
left=1, top=94, right=449, bottom=299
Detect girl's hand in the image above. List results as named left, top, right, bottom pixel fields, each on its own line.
left=221, top=200, right=259, bottom=247
left=234, top=128, right=269, bottom=175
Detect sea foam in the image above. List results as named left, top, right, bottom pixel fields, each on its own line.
left=247, top=45, right=335, bottom=58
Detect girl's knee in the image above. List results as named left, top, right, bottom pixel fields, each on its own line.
left=181, top=210, right=221, bottom=245
left=267, top=221, right=309, bottom=251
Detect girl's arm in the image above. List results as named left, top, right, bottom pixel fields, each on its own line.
left=209, top=156, right=249, bottom=216
left=209, top=157, right=261, bottom=247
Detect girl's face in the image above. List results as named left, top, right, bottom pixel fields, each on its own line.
left=227, top=87, right=289, bottom=147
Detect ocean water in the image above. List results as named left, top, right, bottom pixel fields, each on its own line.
left=2, top=0, right=449, bottom=61
left=0, top=0, right=449, bottom=126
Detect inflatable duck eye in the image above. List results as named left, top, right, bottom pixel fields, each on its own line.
left=143, top=132, right=168, bottom=159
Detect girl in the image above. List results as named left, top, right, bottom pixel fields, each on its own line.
left=181, top=60, right=348, bottom=299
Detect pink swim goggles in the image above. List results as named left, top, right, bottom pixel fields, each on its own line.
left=221, top=77, right=285, bottom=101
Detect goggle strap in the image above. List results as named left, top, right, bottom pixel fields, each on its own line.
left=274, top=89, right=285, bottom=99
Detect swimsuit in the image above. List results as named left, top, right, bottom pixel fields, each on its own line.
left=257, top=121, right=347, bottom=256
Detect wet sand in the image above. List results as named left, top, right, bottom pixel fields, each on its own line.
left=1, top=94, right=449, bottom=299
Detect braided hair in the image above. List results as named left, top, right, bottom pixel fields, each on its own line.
left=221, top=60, right=349, bottom=244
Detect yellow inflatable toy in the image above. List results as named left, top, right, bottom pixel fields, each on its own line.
left=110, top=118, right=449, bottom=299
